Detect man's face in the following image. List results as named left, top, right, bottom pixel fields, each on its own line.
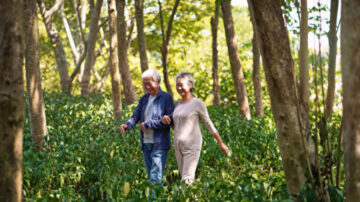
left=143, top=76, right=160, bottom=95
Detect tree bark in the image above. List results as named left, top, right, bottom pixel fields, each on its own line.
left=25, top=0, right=48, bottom=150
left=299, top=0, right=310, bottom=134
left=0, top=0, right=25, bottom=200
left=37, top=0, right=71, bottom=93
left=341, top=0, right=360, bottom=201
left=248, top=0, right=307, bottom=197
left=252, top=34, right=263, bottom=117
left=325, top=0, right=339, bottom=118
left=158, top=0, right=180, bottom=97
left=81, top=0, right=103, bottom=96
left=135, top=0, right=149, bottom=72
left=116, top=0, right=137, bottom=104
left=108, top=0, right=122, bottom=121
left=211, top=3, right=220, bottom=106
left=221, top=0, right=251, bottom=119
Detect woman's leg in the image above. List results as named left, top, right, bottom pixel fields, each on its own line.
left=181, top=149, right=201, bottom=184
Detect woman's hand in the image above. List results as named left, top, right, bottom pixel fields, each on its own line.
left=162, top=115, right=171, bottom=125
left=219, top=143, right=229, bottom=155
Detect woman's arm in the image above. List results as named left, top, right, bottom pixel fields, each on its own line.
left=212, top=132, right=229, bottom=155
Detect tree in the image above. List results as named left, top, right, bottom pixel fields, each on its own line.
left=211, top=2, right=220, bottom=106
left=158, top=0, right=181, bottom=97
left=81, top=0, right=103, bottom=96
left=108, top=0, right=122, bottom=121
left=252, top=33, right=263, bottom=117
left=25, top=0, right=48, bottom=150
left=135, top=0, right=149, bottom=73
left=247, top=0, right=328, bottom=200
left=116, top=0, right=137, bottom=104
left=0, top=0, right=25, bottom=200
left=299, top=0, right=310, bottom=132
left=221, top=0, right=251, bottom=119
left=37, top=0, right=72, bottom=93
left=341, top=0, right=360, bottom=200
left=325, top=0, right=339, bottom=118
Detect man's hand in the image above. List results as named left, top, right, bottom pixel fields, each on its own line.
left=120, top=124, right=128, bottom=133
left=162, top=115, right=171, bottom=125
left=140, top=123, right=146, bottom=132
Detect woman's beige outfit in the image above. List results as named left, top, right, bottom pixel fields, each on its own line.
left=173, top=98, right=217, bottom=184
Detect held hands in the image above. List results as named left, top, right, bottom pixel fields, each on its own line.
left=120, top=124, right=128, bottom=133
left=162, top=115, right=171, bottom=125
left=140, top=123, right=146, bottom=132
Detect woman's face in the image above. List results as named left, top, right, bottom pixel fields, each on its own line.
left=176, top=77, right=192, bottom=97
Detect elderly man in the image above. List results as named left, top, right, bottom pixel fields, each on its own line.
left=120, top=69, right=174, bottom=184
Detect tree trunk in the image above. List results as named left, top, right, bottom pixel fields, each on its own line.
left=135, top=0, right=149, bottom=72
left=108, top=0, right=122, bottom=121
left=248, top=0, right=307, bottom=197
left=342, top=0, right=360, bottom=201
left=221, top=0, right=251, bottom=120
left=37, top=0, right=71, bottom=94
left=299, top=0, right=310, bottom=134
left=158, top=0, right=180, bottom=97
left=211, top=3, right=220, bottom=106
left=81, top=0, right=103, bottom=96
left=325, top=0, right=339, bottom=118
left=25, top=0, right=48, bottom=150
left=0, top=0, right=25, bottom=200
left=252, top=34, right=263, bottom=117
left=116, top=0, right=137, bottom=104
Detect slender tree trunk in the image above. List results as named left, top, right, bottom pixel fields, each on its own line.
left=248, top=0, right=306, bottom=197
left=342, top=0, right=360, bottom=201
left=325, top=0, right=339, bottom=118
left=221, top=0, right=251, bottom=119
left=211, top=3, right=220, bottom=106
left=81, top=0, right=103, bottom=96
left=252, top=34, right=263, bottom=117
left=135, top=0, right=148, bottom=72
left=158, top=0, right=180, bottom=97
left=116, top=0, right=137, bottom=104
left=0, top=0, right=25, bottom=200
left=25, top=0, right=48, bottom=150
left=108, top=0, right=122, bottom=121
left=37, top=0, right=71, bottom=93
left=299, top=0, right=310, bottom=134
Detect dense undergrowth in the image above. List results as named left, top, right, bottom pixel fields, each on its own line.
left=23, top=92, right=343, bottom=201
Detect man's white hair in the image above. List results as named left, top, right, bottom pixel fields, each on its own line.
left=142, top=69, right=161, bottom=83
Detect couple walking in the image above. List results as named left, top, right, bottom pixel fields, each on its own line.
left=120, top=69, right=228, bottom=185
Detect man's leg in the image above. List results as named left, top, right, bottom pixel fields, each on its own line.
left=142, top=144, right=153, bottom=180
left=149, top=149, right=169, bottom=184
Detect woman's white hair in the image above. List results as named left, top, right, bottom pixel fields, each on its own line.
left=142, top=69, right=161, bottom=83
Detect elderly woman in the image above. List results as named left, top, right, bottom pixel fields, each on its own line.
left=120, top=69, right=174, bottom=185
left=162, top=72, right=229, bottom=184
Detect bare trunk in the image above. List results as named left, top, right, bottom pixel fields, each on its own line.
left=211, top=3, right=220, bottom=106
left=135, top=0, right=149, bottom=72
left=252, top=34, right=263, bottom=117
left=25, top=0, right=48, bottom=149
left=342, top=1, right=360, bottom=201
left=37, top=0, right=71, bottom=93
left=325, top=0, right=339, bottom=118
left=299, top=0, right=310, bottom=134
left=248, top=0, right=307, bottom=197
left=81, top=0, right=103, bottom=96
left=158, top=0, right=180, bottom=97
left=108, top=0, right=122, bottom=121
left=116, top=0, right=137, bottom=104
left=221, top=0, right=251, bottom=120
left=0, top=0, right=25, bottom=200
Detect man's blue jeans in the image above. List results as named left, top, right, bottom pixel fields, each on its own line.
left=142, top=143, right=169, bottom=184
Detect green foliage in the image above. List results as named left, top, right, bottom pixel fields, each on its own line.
left=24, top=92, right=288, bottom=201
